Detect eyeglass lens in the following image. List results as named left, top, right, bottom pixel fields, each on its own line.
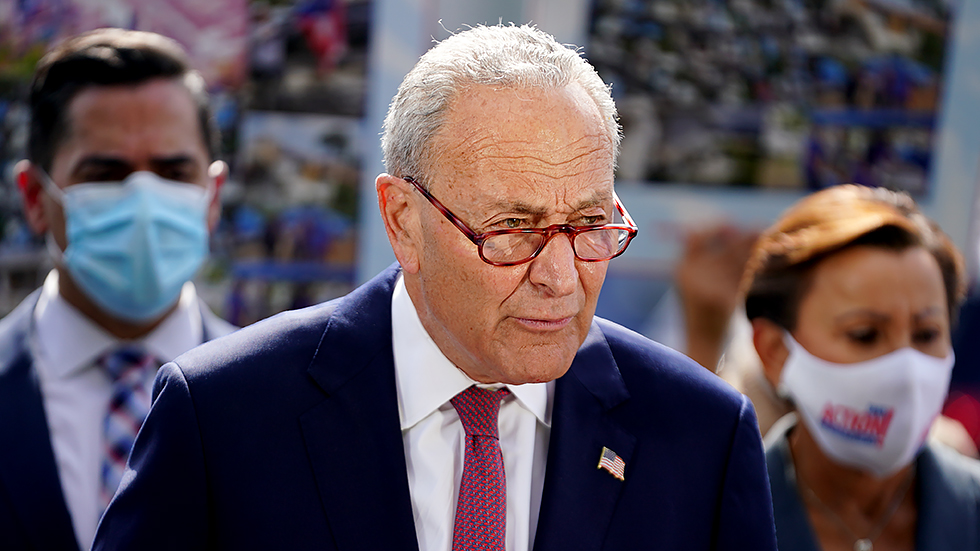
left=481, top=227, right=629, bottom=264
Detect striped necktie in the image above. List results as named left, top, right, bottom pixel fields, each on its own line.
left=99, top=346, right=157, bottom=507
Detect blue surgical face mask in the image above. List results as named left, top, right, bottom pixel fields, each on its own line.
left=39, top=169, right=213, bottom=322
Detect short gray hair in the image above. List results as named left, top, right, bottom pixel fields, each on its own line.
left=382, top=24, right=620, bottom=182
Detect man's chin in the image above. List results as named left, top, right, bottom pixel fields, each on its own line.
left=512, top=368, right=571, bottom=385
left=491, top=346, right=577, bottom=384
left=463, top=324, right=588, bottom=384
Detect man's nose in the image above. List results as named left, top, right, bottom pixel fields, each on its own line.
left=527, top=233, right=578, bottom=297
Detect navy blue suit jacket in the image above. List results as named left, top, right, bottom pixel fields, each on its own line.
left=0, top=288, right=235, bottom=551
left=94, top=265, right=777, bottom=550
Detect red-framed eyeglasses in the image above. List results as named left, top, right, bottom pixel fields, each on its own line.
left=403, top=176, right=638, bottom=266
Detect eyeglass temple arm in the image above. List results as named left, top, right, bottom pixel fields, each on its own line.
left=613, top=191, right=637, bottom=230
left=403, top=176, right=483, bottom=242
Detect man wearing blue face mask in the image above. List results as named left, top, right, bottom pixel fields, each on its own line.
left=0, top=28, right=235, bottom=551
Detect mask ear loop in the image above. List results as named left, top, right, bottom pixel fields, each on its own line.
left=782, top=329, right=801, bottom=352
left=32, top=167, right=70, bottom=267
left=203, top=176, right=217, bottom=205
left=45, top=233, right=67, bottom=267
left=33, top=166, right=66, bottom=205
left=775, top=330, right=803, bottom=401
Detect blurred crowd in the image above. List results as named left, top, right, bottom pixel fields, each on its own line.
left=589, top=0, right=947, bottom=191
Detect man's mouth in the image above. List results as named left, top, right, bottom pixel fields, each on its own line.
left=512, top=316, right=574, bottom=331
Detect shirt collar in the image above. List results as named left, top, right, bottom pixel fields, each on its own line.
left=33, top=270, right=204, bottom=378
left=391, top=274, right=552, bottom=431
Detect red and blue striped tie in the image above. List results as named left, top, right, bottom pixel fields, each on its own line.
left=450, top=386, right=510, bottom=551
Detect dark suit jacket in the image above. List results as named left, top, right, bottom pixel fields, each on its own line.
left=94, top=265, right=777, bottom=550
left=767, top=424, right=980, bottom=550
left=0, top=288, right=236, bottom=551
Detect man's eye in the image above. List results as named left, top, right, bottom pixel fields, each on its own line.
left=160, top=168, right=197, bottom=182
left=497, top=218, right=524, bottom=229
left=580, top=214, right=605, bottom=226
left=79, top=170, right=129, bottom=182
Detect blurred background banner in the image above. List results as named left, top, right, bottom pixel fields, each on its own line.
left=592, top=0, right=949, bottom=194
left=0, top=0, right=249, bottom=88
left=589, top=0, right=973, bottom=331
left=0, top=0, right=372, bottom=322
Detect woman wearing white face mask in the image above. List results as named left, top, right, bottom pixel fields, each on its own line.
left=745, top=184, right=980, bottom=551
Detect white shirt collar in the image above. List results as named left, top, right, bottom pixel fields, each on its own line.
left=32, top=270, right=204, bottom=377
left=391, top=274, right=551, bottom=431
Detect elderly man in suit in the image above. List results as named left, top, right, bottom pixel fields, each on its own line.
left=94, top=25, right=776, bottom=550
left=0, top=29, right=235, bottom=551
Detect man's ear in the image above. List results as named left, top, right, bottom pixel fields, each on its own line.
left=377, top=173, right=421, bottom=273
left=14, top=159, right=50, bottom=234
left=752, top=317, right=790, bottom=390
left=206, top=161, right=227, bottom=232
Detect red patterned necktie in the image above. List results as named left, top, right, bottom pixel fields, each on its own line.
left=450, top=385, right=510, bottom=551
left=100, top=346, right=157, bottom=507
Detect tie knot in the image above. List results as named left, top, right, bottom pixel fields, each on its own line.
left=450, top=386, right=510, bottom=438
left=99, top=345, right=156, bottom=383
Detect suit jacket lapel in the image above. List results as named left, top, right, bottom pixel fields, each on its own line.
left=0, top=292, right=80, bottom=551
left=300, top=266, right=419, bottom=551
left=534, top=322, right=634, bottom=551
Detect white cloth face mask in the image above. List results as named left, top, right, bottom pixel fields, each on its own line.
left=778, top=333, right=954, bottom=477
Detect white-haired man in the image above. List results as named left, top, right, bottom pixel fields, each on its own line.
left=95, top=25, right=777, bottom=551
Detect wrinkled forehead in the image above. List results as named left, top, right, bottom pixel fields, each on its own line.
left=428, top=83, right=615, bottom=202
left=435, top=82, right=612, bottom=150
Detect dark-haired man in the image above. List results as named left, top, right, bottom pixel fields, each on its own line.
left=0, top=28, right=234, bottom=551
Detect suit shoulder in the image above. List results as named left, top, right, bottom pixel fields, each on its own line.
left=172, top=298, right=342, bottom=383
left=595, top=317, right=747, bottom=410
left=0, top=290, right=38, bottom=376
left=923, top=443, right=980, bottom=496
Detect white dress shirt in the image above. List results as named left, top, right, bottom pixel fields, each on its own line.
left=30, top=270, right=205, bottom=551
left=391, top=275, right=553, bottom=551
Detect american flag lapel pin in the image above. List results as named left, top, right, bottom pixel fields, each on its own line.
left=597, top=446, right=626, bottom=481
